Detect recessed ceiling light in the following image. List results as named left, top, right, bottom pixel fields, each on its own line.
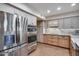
left=47, top=10, right=51, bottom=13
left=71, top=3, right=76, bottom=7
left=57, top=7, right=61, bottom=11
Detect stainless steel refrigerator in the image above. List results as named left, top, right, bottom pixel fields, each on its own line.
left=0, top=11, right=5, bottom=52
left=0, top=11, right=29, bottom=56
left=16, top=16, right=28, bottom=56
left=0, top=11, right=17, bottom=56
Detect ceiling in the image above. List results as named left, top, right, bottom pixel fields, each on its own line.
left=25, top=3, right=79, bottom=17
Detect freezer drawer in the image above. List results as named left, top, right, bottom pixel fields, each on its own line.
left=20, top=43, right=28, bottom=56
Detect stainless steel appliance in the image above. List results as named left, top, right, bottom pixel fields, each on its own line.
left=0, top=11, right=16, bottom=50
left=15, top=16, right=28, bottom=56
left=16, top=16, right=20, bottom=45
left=4, top=12, right=17, bottom=48
left=20, top=17, right=28, bottom=44
left=0, top=11, right=5, bottom=51
left=0, top=11, right=28, bottom=56
left=0, top=11, right=17, bottom=56
left=27, top=25, right=37, bottom=54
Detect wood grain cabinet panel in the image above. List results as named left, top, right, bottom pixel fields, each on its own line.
left=48, top=36, right=58, bottom=45
left=58, top=36, right=69, bottom=48
left=70, top=41, right=76, bottom=56
left=43, top=35, right=70, bottom=48
left=43, top=35, right=48, bottom=43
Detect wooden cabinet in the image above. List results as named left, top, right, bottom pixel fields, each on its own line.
left=70, top=46, right=76, bottom=56
left=43, top=35, right=48, bottom=43
left=27, top=15, right=37, bottom=26
left=48, top=20, right=59, bottom=28
left=58, top=36, right=69, bottom=48
left=70, top=41, right=76, bottom=56
left=43, top=35, right=58, bottom=45
left=43, top=34, right=70, bottom=48
left=48, top=35, right=58, bottom=45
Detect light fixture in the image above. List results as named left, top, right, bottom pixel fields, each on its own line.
left=57, top=7, right=61, bottom=11
left=71, top=3, right=76, bottom=7
left=47, top=10, right=51, bottom=13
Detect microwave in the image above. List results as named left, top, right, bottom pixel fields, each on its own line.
left=28, top=25, right=37, bottom=32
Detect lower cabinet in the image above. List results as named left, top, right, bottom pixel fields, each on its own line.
left=58, top=36, right=69, bottom=48
left=48, top=36, right=58, bottom=45
left=43, top=34, right=70, bottom=48
left=70, top=41, right=77, bottom=56
left=43, top=35, right=48, bottom=43
left=70, top=46, right=76, bottom=56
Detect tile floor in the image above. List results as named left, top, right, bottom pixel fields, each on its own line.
left=29, top=43, right=69, bottom=56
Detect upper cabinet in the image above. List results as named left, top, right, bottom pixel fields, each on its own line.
left=58, top=16, right=79, bottom=29
left=72, top=16, right=79, bottom=29
left=58, top=19, right=64, bottom=29
left=48, top=20, right=59, bottom=28
left=27, top=15, right=37, bottom=26
left=63, top=17, right=72, bottom=29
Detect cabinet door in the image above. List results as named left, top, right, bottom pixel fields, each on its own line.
left=58, top=19, right=64, bottom=28
left=63, top=18, right=72, bottom=29
left=48, top=20, right=58, bottom=28
left=43, top=35, right=48, bottom=43
left=77, top=17, right=79, bottom=28
left=47, top=35, right=58, bottom=45
left=74, top=16, right=79, bottom=29
left=58, top=36, right=69, bottom=48
left=27, top=15, right=36, bottom=26
left=71, top=17, right=77, bottom=29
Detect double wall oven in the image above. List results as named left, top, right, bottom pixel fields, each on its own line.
left=27, top=25, right=37, bottom=54
left=28, top=25, right=37, bottom=43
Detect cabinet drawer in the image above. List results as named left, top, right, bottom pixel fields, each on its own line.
left=59, top=42, right=69, bottom=48
left=59, top=38, right=69, bottom=48
left=47, top=38, right=58, bottom=45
